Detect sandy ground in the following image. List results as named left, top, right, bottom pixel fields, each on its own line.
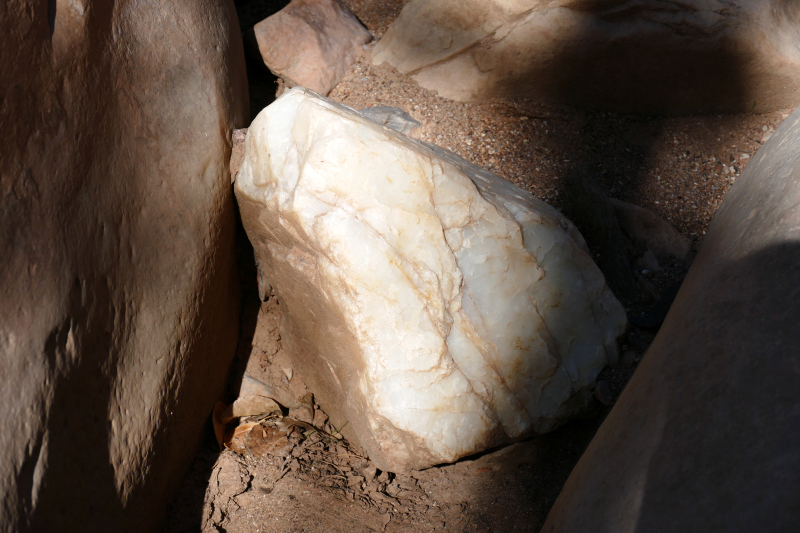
left=164, top=1, right=795, bottom=532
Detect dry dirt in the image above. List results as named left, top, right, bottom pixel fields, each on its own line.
left=165, top=1, right=794, bottom=532
left=165, top=286, right=608, bottom=533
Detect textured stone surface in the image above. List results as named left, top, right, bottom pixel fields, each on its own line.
left=563, top=168, right=639, bottom=301
left=542, top=104, right=800, bottom=532
left=372, top=0, right=800, bottom=114
left=249, top=0, right=371, bottom=95
left=610, top=199, right=691, bottom=264
left=0, top=1, right=247, bottom=531
left=359, top=105, right=421, bottom=135
left=235, top=88, right=626, bottom=472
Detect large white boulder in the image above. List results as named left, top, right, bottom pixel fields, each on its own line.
left=235, top=88, right=626, bottom=471
left=372, top=0, right=800, bottom=114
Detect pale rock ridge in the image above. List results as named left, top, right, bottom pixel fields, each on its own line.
left=372, top=0, right=800, bottom=114
left=235, top=88, right=626, bottom=471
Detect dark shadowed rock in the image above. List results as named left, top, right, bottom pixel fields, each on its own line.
left=610, top=199, right=691, bottom=266
left=563, top=167, right=639, bottom=302
left=542, top=103, right=800, bottom=532
left=0, top=1, right=247, bottom=531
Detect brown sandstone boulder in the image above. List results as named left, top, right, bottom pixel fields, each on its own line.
left=542, top=104, right=800, bottom=531
left=0, top=1, right=247, bottom=531
left=248, top=0, right=372, bottom=95
left=372, top=0, right=800, bottom=114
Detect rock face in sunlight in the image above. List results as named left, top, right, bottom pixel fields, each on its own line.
left=235, top=88, right=627, bottom=472
left=542, top=102, right=800, bottom=533
left=248, top=0, right=371, bottom=95
left=372, top=0, right=800, bottom=114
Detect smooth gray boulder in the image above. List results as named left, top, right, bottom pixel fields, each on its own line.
left=0, top=1, right=247, bottom=531
left=542, top=107, right=800, bottom=531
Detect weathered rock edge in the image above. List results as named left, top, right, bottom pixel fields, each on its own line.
left=373, top=0, right=800, bottom=114
left=235, top=88, right=626, bottom=472
left=0, top=1, right=247, bottom=531
left=542, top=98, right=800, bottom=532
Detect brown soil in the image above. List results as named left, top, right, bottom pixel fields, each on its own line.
left=165, top=1, right=793, bottom=532
left=165, top=288, right=608, bottom=533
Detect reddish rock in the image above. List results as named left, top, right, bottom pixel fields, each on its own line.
left=0, top=1, right=247, bottom=531
left=249, top=0, right=372, bottom=95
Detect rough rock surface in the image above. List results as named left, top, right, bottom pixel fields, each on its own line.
left=372, top=0, right=800, bottom=114
left=360, top=105, right=421, bottom=135
left=235, top=88, right=626, bottom=472
left=563, top=167, right=640, bottom=301
left=0, top=1, right=247, bottom=531
left=249, top=0, right=372, bottom=95
left=542, top=102, right=800, bottom=531
left=610, top=199, right=692, bottom=265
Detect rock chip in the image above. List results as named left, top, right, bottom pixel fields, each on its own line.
left=543, top=100, right=800, bottom=532
left=235, top=88, right=626, bottom=472
left=359, top=106, right=421, bottom=135
left=372, top=0, right=800, bottom=114
left=610, top=199, right=691, bottom=264
left=230, top=128, right=249, bottom=183
left=248, top=0, right=372, bottom=95
left=0, top=1, right=247, bottom=531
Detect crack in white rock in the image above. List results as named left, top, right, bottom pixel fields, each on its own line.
left=235, top=88, right=627, bottom=470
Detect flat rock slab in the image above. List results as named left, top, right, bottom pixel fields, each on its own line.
left=235, top=88, right=626, bottom=472
left=250, top=0, right=371, bottom=95
left=372, top=0, right=800, bottom=114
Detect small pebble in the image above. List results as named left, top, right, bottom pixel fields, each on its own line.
left=620, top=350, right=639, bottom=369
left=593, top=380, right=613, bottom=406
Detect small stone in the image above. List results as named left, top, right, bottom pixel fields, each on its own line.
left=232, top=128, right=247, bottom=144
left=246, top=0, right=371, bottom=95
left=593, top=381, right=613, bottom=406
left=312, top=409, right=329, bottom=427
left=347, top=475, right=365, bottom=487
left=223, top=395, right=281, bottom=421
left=359, top=106, right=421, bottom=135
left=620, top=350, right=639, bottom=369
left=362, top=464, right=378, bottom=481
left=288, top=392, right=314, bottom=423
left=610, top=199, right=691, bottom=263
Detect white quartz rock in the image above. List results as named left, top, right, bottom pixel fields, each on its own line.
left=235, top=88, right=627, bottom=472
